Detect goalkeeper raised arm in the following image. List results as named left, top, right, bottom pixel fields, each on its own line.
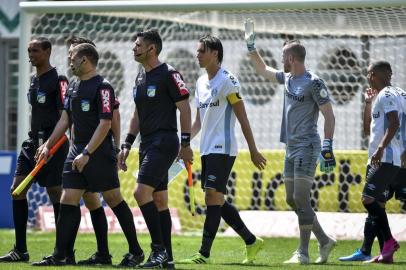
left=244, top=18, right=336, bottom=264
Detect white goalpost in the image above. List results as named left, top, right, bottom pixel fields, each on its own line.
left=18, top=0, right=406, bottom=235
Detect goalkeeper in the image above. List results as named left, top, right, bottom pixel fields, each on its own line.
left=244, top=19, right=336, bottom=264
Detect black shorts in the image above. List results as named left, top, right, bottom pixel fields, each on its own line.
left=14, top=138, right=68, bottom=188
left=137, top=131, right=179, bottom=192
left=363, top=163, right=400, bottom=202
left=386, top=168, right=406, bottom=202
left=62, top=142, right=119, bottom=192
left=201, top=154, right=236, bottom=194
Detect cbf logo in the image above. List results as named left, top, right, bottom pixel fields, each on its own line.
left=37, top=91, right=46, bottom=104
left=147, top=85, right=156, bottom=97
left=81, top=100, right=90, bottom=111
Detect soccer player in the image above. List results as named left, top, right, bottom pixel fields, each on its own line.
left=244, top=19, right=337, bottom=264
left=119, top=29, right=193, bottom=269
left=340, top=61, right=404, bottom=263
left=32, top=43, right=144, bottom=267
left=0, top=37, right=69, bottom=263
left=179, top=34, right=267, bottom=265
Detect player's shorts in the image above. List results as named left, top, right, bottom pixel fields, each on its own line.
left=283, top=142, right=320, bottom=179
left=62, top=141, right=119, bottom=192
left=363, top=163, right=400, bottom=202
left=386, top=167, right=406, bottom=202
left=14, top=136, right=68, bottom=188
left=137, top=131, right=179, bottom=192
left=201, top=154, right=236, bottom=194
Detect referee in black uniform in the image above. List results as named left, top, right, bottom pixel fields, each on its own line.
left=0, top=37, right=69, bottom=263
left=120, top=29, right=193, bottom=269
left=33, top=43, right=143, bottom=267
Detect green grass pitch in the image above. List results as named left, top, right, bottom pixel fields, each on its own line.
left=0, top=230, right=405, bottom=269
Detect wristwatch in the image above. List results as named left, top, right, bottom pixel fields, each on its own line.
left=82, top=149, right=91, bottom=157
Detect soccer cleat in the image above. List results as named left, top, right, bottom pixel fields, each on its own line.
left=32, top=255, right=66, bottom=266
left=0, top=246, right=29, bottom=262
left=163, top=260, right=176, bottom=269
left=141, top=244, right=168, bottom=268
left=283, top=250, right=309, bottom=264
left=380, top=237, right=399, bottom=262
left=363, top=255, right=382, bottom=264
left=339, top=248, right=371, bottom=262
left=178, top=252, right=210, bottom=264
left=118, top=252, right=144, bottom=267
left=77, top=252, right=112, bottom=265
left=66, top=252, right=76, bottom=265
left=242, top=237, right=264, bottom=264
left=316, top=237, right=336, bottom=264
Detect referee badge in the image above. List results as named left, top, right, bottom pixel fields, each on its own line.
left=81, top=99, right=90, bottom=111
left=37, top=91, right=46, bottom=104
left=147, top=85, right=156, bottom=97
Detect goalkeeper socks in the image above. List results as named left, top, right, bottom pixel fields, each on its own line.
left=159, top=209, right=173, bottom=261
left=55, top=204, right=81, bottom=259
left=90, top=207, right=110, bottom=255
left=360, top=215, right=375, bottom=255
left=364, top=201, right=392, bottom=241
left=13, top=199, right=28, bottom=253
left=312, top=216, right=330, bottom=246
left=199, top=205, right=221, bottom=258
left=112, top=200, right=143, bottom=255
left=221, top=201, right=255, bottom=245
left=139, top=201, right=163, bottom=247
left=298, top=224, right=312, bottom=257
left=52, top=203, right=60, bottom=223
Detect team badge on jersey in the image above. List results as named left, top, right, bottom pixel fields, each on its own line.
left=147, top=85, right=156, bottom=98
left=37, top=91, right=46, bottom=104
left=81, top=99, right=90, bottom=112
left=211, top=88, right=218, bottom=97
left=320, top=88, right=328, bottom=98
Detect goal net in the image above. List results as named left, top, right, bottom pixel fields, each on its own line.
left=19, top=0, right=406, bottom=230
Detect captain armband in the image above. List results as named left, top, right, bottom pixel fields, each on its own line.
left=227, top=92, right=242, bottom=105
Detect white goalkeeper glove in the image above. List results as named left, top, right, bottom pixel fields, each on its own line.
left=244, top=18, right=256, bottom=52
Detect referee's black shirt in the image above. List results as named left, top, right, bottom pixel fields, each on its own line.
left=133, top=63, right=190, bottom=137
left=64, top=75, right=115, bottom=144
left=28, top=68, right=68, bottom=135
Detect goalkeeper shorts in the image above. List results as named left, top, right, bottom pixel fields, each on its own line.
left=284, top=142, right=320, bottom=179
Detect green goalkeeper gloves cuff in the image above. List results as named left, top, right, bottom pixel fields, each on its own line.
left=319, top=139, right=336, bottom=173
left=244, top=18, right=256, bottom=52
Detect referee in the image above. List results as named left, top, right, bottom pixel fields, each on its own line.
left=33, top=43, right=143, bottom=267
left=0, top=37, right=69, bottom=263
left=120, top=29, right=193, bottom=269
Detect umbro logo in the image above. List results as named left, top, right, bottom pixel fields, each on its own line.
left=207, top=175, right=216, bottom=182
left=367, top=183, right=376, bottom=191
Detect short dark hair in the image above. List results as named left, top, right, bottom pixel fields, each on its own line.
left=370, top=60, right=392, bottom=75
left=136, top=29, right=162, bottom=55
left=283, top=40, right=306, bottom=63
left=72, top=43, right=99, bottom=66
left=199, top=34, right=223, bottom=63
left=66, top=36, right=96, bottom=47
left=31, top=37, right=52, bottom=51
